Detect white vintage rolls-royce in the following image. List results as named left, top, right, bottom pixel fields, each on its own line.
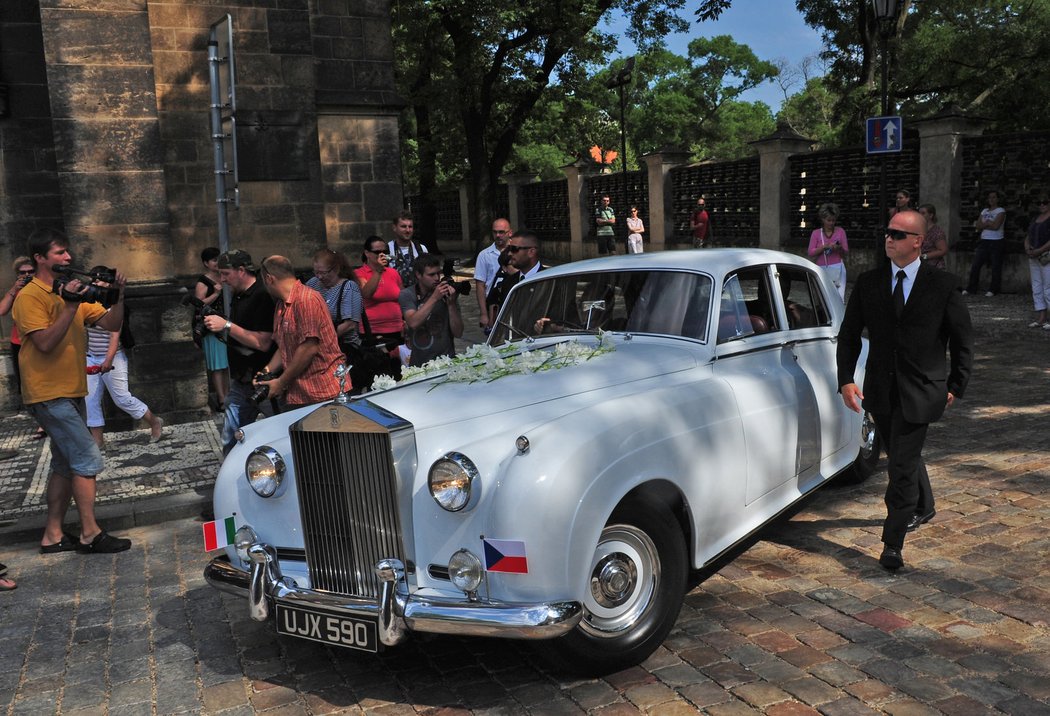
left=204, top=248, right=877, bottom=675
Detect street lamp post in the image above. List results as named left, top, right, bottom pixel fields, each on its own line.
left=873, top=0, right=900, bottom=232
left=605, top=56, right=635, bottom=233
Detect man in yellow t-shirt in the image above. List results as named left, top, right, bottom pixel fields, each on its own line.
left=12, top=228, right=134, bottom=555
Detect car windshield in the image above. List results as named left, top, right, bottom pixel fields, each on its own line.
left=489, top=270, right=714, bottom=344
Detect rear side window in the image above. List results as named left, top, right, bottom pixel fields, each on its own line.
left=776, top=265, right=831, bottom=329
left=717, top=267, right=779, bottom=342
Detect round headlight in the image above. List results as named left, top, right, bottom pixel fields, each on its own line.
left=428, top=452, right=478, bottom=512
left=246, top=446, right=285, bottom=497
left=448, top=549, right=483, bottom=593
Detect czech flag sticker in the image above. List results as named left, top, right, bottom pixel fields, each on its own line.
left=483, top=538, right=528, bottom=574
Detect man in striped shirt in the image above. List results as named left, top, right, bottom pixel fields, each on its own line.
left=254, top=256, right=344, bottom=407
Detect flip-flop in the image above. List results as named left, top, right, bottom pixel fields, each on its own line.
left=77, top=531, right=131, bottom=554
left=0, top=577, right=15, bottom=592
left=40, top=533, right=80, bottom=554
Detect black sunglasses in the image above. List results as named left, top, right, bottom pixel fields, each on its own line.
left=17, top=270, right=34, bottom=275
left=506, top=245, right=534, bottom=253
left=884, top=227, right=920, bottom=241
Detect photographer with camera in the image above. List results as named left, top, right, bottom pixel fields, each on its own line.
left=200, top=250, right=277, bottom=456
left=252, top=256, right=343, bottom=408
left=11, top=228, right=133, bottom=554
left=399, top=254, right=464, bottom=367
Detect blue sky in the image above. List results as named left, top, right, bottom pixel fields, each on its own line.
left=607, top=3, right=825, bottom=111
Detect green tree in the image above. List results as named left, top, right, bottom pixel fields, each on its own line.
left=393, top=0, right=689, bottom=251
left=895, top=0, right=1050, bottom=130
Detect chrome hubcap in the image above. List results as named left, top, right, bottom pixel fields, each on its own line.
left=860, top=412, right=876, bottom=459
left=590, top=553, right=636, bottom=608
left=581, top=525, right=659, bottom=637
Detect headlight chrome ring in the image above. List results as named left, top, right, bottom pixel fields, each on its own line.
left=428, top=452, right=478, bottom=512
left=246, top=446, right=285, bottom=497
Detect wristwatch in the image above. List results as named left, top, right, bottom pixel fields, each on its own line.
left=224, top=320, right=232, bottom=331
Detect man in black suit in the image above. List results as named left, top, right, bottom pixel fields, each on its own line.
left=837, top=209, right=973, bottom=571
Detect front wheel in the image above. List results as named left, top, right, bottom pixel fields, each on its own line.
left=537, top=497, right=687, bottom=676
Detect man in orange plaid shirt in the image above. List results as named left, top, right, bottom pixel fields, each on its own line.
left=254, top=255, right=344, bottom=408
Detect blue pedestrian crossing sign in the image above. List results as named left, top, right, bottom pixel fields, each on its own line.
left=867, top=116, right=903, bottom=154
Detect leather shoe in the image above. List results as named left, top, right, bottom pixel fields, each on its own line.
left=906, top=510, right=936, bottom=532
left=879, top=547, right=904, bottom=570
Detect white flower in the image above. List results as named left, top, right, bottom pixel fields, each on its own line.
left=394, top=335, right=616, bottom=389
left=516, top=350, right=548, bottom=373
left=370, top=374, right=397, bottom=392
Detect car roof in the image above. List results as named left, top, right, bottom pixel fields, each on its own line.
left=531, top=248, right=814, bottom=281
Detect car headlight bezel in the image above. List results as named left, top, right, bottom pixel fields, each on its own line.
left=428, top=452, right=478, bottom=512
left=246, top=445, right=285, bottom=498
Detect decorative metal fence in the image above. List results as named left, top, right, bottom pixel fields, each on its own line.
left=788, top=143, right=920, bottom=250
left=958, top=130, right=1050, bottom=251
left=670, top=157, right=760, bottom=247
left=406, top=188, right=462, bottom=248
left=522, top=179, right=570, bottom=244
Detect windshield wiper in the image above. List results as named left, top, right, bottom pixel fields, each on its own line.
left=496, top=319, right=532, bottom=341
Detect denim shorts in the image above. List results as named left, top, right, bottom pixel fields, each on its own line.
left=27, top=397, right=105, bottom=477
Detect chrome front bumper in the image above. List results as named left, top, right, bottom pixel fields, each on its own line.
left=204, top=544, right=583, bottom=647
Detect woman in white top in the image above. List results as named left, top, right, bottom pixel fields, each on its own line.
left=626, top=206, right=645, bottom=254
left=964, top=190, right=1007, bottom=296
left=85, top=267, right=163, bottom=448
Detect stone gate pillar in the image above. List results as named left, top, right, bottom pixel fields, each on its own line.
left=752, top=125, right=814, bottom=250
left=642, top=148, right=690, bottom=252
left=914, top=107, right=987, bottom=247
left=563, top=159, right=592, bottom=262
left=501, top=172, right=536, bottom=230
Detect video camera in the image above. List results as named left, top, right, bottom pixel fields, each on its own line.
left=52, top=265, right=121, bottom=308
left=441, top=258, right=471, bottom=296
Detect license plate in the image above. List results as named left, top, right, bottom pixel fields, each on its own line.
left=275, top=601, right=378, bottom=653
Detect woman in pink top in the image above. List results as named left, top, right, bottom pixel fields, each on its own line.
left=355, top=235, right=405, bottom=349
left=808, top=202, right=849, bottom=300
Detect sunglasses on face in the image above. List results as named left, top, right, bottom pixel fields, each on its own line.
left=884, top=227, right=920, bottom=241
left=17, top=270, right=34, bottom=275
left=506, top=245, right=534, bottom=253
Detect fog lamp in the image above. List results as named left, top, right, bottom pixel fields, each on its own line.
left=448, top=549, right=483, bottom=593
left=234, top=525, right=258, bottom=563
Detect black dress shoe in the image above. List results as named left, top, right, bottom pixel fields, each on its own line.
left=906, top=510, right=936, bottom=532
left=879, top=547, right=904, bottom=570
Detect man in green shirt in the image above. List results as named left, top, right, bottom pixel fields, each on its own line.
left=595, top=195, right=616, bottom=255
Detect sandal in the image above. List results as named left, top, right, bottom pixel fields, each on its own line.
left=40, top=532, right=80, bottom=554
left=0, top=577, right=15, bottom=592
left=77, top=531, right=132, bottom=554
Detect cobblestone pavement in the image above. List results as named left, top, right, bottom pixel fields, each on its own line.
left=0, top=289, right=1048, bottom=714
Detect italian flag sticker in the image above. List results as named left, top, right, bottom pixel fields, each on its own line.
left=203, top=516, right=237, bottom=552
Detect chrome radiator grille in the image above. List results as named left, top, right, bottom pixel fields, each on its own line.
left=290, top=424, right=406, bottom=598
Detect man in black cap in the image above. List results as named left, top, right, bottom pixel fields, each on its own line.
left=202, top=249, right=277, bottom=455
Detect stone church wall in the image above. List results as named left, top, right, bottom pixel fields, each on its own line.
left=0, top=0, right=403, bottom=419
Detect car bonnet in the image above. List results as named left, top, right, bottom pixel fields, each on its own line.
left=362, top=339, right=701, bottom=431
